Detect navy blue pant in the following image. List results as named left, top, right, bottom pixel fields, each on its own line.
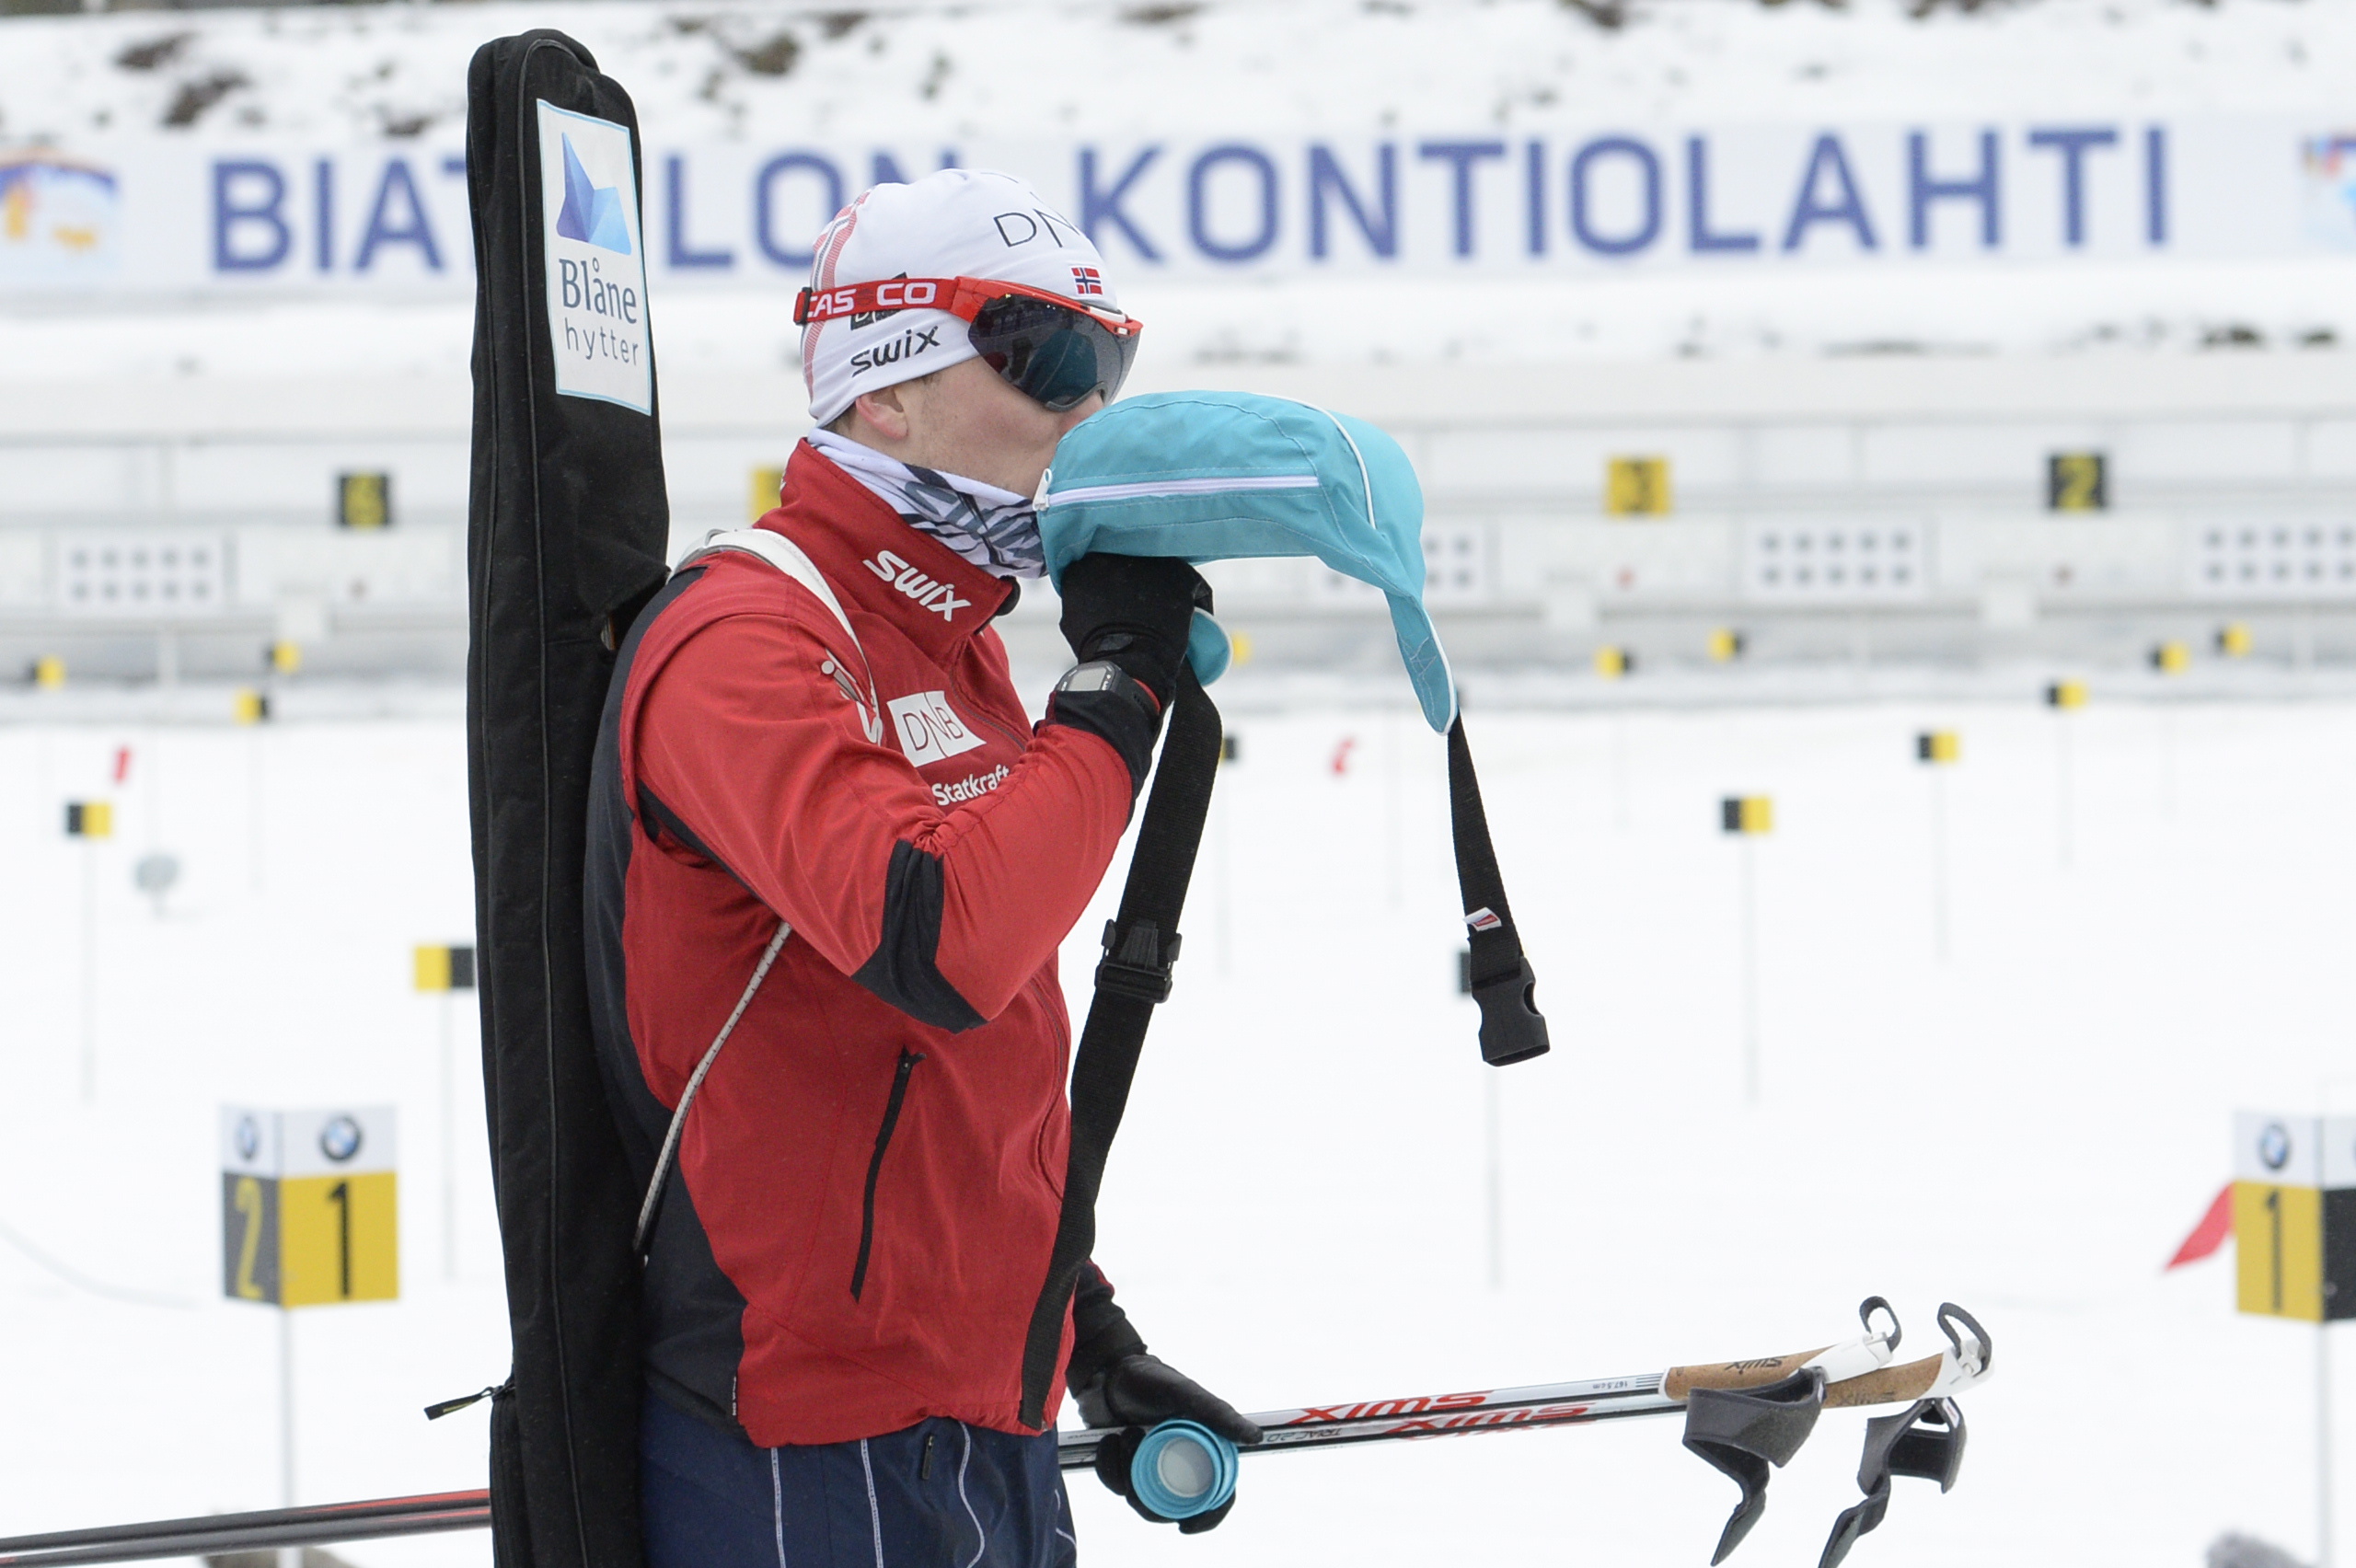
left=641, top=1392, right=1080, bottom=1568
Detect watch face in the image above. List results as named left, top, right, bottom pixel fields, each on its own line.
left=1058, top=662, right=1125, bottom=695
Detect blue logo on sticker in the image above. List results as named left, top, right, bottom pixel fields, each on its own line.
left=556, top=135, right=632, bottom=256
left=2261, top=1122, right=2292, bottom=1171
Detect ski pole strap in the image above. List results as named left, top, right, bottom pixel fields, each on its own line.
left=1018, top=666, right=1222, bottom=1429
left=1448, top=715, right=1551, bottom=1066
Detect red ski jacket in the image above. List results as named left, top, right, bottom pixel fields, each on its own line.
left=583, top=443, right=1152, bottom=1447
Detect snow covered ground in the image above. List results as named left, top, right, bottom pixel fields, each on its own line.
left=3, top=682, right=2354, bottom=1565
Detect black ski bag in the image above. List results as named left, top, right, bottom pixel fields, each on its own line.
left=463, top=29, right=670, bottom=1568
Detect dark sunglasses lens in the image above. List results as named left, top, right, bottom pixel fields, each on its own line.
left=968, top=296, right=1136, bottom=412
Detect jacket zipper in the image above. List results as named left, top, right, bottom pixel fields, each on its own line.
left=850, top=1048, right=925, bottom=1300
left=1044, top=474, right=1319, bottom=505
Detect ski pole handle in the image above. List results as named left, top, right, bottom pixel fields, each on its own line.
left=1661, top=1347, right=1831, bottom=1401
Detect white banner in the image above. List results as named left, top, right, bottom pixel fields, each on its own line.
left=6, top=116, right=2356, bottom=299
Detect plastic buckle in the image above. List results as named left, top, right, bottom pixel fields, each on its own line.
left=1469, top=953, right=1550, bottom=1066
left=1097, top=917, right=1181, bottom=1004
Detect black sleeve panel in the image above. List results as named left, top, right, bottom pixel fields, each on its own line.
left=1045, top=675, right=1163, bottom=798
left=1068, top=1259, right=1148, bottom=1390
left=851, top=839, right=988, bottom=1032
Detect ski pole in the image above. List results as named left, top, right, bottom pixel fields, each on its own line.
left=1055, top=1297, right=1987, bottom=1471
left=0, top=1302, right=1991, bottom=1568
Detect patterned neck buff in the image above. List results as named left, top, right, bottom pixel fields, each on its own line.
left=804, top=430, right=1045, bottom=580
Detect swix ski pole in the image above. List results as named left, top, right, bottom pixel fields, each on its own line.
left=1057, top=1294, right=1990, bottom=1470
left=0, top=1300, right=1990, bottom=1568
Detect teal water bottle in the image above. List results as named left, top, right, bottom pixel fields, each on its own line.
left=1128, top=1420, right=1240, bottom=1520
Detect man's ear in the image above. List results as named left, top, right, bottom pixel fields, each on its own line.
left=849, top=384, right=914, bottom=444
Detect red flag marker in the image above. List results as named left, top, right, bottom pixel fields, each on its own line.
left=112, top=746, right=132, bottom=784
left=2165, top=1182, right=2235, bottom=1269
left=1331, top=737, right=1356, bottom=776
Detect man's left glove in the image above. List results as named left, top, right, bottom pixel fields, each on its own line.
left=1077, top=1353, right=1264, bottom=1535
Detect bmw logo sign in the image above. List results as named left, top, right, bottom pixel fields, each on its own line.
left=319, top=1115, right=364, bottom=1164
left=234, top=1115, right=260, bottom=1162
left=2260, top=1122, right=2293, bottom=1171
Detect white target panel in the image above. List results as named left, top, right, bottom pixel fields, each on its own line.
left=56, top=532, right=230, bottom=618
left=2189, top=522, right=2356, bottom=600
left=1743, top=521, right=1927, bottom=603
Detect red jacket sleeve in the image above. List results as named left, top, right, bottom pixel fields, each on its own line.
left=629, top=606, right=1136, bottom=1027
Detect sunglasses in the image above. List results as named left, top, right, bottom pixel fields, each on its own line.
left=795, top=275, right=1143, bottom=412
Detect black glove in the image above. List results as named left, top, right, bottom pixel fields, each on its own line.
left=1057, top=554, right=1211, bottom=710
left=1078, top=1353, right=1263, bottom=1534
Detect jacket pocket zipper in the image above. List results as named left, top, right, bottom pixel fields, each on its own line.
left=850, top=1048, right=925, bottom=1300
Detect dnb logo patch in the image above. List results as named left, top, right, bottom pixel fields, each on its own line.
left=537, top=100, right=653, bottom=414
left=888, top=691, right=986, bottom=767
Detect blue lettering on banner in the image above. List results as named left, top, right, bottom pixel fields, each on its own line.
left=2026, top=126, right=2118, bottom=248
left=136, top=118, right=2239, bottom=297
left=313, top=158, right=333, bottom=272
left=1417, top=140, right=1506, bottom=259
left=1909, top=130, right=1999, bottom=249
left=1686, top=135, right=1759, bottom=254
left=1189, top=144, right=1279, bottom=263
left=755, top=152, right=843, bottom=268
left=666, top=154, right=733, bottom=270
left=1524, top=141, right=1547, bottom=258
left=1080, top=145, right=1162, bottom=261
left=354, top=158, right=442, bottom=271
left=1570, top=135, right=1662, bottom=257
left=1308, top=143, right=1397, bottom=259
left=213, top=159, right=291, bottom=272
left=1783, top=133, right=1877, bottom=253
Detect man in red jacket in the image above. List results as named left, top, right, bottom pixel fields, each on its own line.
left=584, top=167, right=1257, bottom=1566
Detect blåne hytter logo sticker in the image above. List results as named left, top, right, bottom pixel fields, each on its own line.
left=537, top=100, right=652, bottom=414
left=0, top=154, right=119, bottom=279
left=2302, top=133, right=2356, bottom=248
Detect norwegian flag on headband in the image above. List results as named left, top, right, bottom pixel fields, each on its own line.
left=1071, top=266, right=1105, bottom=296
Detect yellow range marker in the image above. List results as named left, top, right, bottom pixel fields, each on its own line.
left=225, top=1171, right=399, bottom=1307
left=269, top=640, right=303, bottom=676
left=32, top=654, right=64, bottom=690
left=1706, top=628, right=1744, bottom=663
left=413, top=943, right=477, bottom=993
left=1916, top=731, right=1959, bottom=765
left=748, top=466, right=785, bottom=523
left=2151, top=640, right=2191, bottom=675
left=337, top=471, right=391, bottom=530
left=2045, top=680, right=2088, bottom=710
left=2235, top=1181, right=2325, bottom=1321
left=64, top=801, right=112, bottom=839
left=1593, top=645, right=1633, bottom=679
left=1604, top=455, right=1672, bottom=517
left=232, top=688, right=270, bottom=725
left=2047, top=451, right=2108, bottom=513
left=221, top=1107, right=400, bottom=1309
left=1720, top=796, right=1773, bottom=836
left=2217, top=623, right=2253, bottom=658
left=278, top=1171, right=398, bottom=1306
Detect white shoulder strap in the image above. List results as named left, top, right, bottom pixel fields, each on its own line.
left=682, top=527, right=865, bottom=654
left=637, top=525, right=874, bottom=1257
left=680, top=527, right=883, bottom=744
